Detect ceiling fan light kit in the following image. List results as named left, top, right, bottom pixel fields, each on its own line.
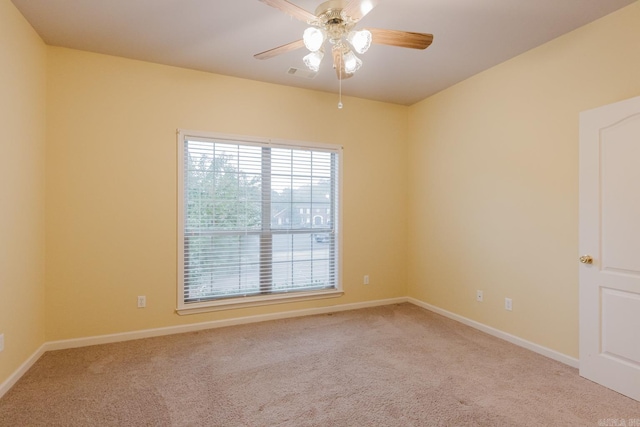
left=347, top=29, right=372, bottom=54
left=342, top=49, right=362, bottom=73
left=303, top=50, right=324, bottom=72
left=303, top=27, right=326, bottom=52
left=256, top=0, right=433, bottom=107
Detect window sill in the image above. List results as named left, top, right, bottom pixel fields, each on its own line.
left=176, top=289, right=344, bottom=315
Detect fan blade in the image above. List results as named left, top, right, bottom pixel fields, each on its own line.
left=342, top=0, right=380, bottom=21
left=259, top=0, right=316, bottom=23
left=367, top=28, right=433, bottom=50
left=254, top=39, right=305, bottom=60
left=332, top=47, right=354, bottom=80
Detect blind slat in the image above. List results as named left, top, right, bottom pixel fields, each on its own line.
left=180, top=136, right=340, bottom=305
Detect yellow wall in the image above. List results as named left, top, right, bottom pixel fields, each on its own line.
left=45, top=48, right=408, bottom=340
left=0, top=0, right=47, bottom=384
left=407, top=2, right=640, bottom=358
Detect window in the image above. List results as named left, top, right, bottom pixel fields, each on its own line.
left=177, top=130, right=342, bottom=313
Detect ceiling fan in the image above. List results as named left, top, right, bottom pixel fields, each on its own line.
left=255, top=0, right=433, bottom=80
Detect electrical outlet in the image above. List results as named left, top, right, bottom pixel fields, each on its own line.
left=0, top=333, right=4, bottom=352
left=476, top=290, right=483, bottom=302
left=137, top=296, right=146, bottom=308
left=505, top=298, right=513, bottom=311
left=363, top=275, right=370, bottom=285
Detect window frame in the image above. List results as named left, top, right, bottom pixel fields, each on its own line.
left=176, top=129, right=343, bottom=315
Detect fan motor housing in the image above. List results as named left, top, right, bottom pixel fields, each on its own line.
left=314, top=0, right=355, bottom=43
left=314, top=0, right=348, bottom=17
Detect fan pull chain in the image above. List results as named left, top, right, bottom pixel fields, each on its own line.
left=338, top=60, right=343, bottom=109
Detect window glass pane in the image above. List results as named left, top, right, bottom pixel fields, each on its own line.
left=271, top=234, right=332, bottom=292
left=271, top=148, right=292, bottom=176
left=272, top=234, right=292, bottom=290
left=271, top=203, right=291, bottom=229
left=292, top=233, right=312, bottom=261
left=292, top=177, right=312, bottom=202
left=271, top=176, right=292, bottom=200
left=292, top=150, right=312, bottom=176
left=180, top=135, right=340, bottom=308
left=312, top=151, right=332, bottom=178
left=184, top=234, right=260, bottom=300
left=237, top=145, right=262, bottom=175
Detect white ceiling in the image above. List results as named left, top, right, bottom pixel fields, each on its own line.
left=11, top=0, right=636, bottom=105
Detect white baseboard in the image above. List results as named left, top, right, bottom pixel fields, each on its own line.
left=2, top=297, right=406, bottom=398
left=0, top=344, right=47, bottom=399
left=2, top=295, right=578, bottom=400
left=44, top=297, right=409, bottom=351
left=407, top=297, right=579, bottom=368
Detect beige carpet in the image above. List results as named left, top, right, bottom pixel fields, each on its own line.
left=1, top=303, right=638, bottom=426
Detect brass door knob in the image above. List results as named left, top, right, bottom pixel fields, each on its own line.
left=579, top=255, right=593, bottom=264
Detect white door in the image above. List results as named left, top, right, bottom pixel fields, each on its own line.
left=579, top=95, right=640, bottom=401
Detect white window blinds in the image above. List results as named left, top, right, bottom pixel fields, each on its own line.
left=178, top=131, right=341, bottom=311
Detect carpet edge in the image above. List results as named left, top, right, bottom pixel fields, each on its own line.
left=2, top=297, right=408, bottom=398
left=3, top=296, right=579, bottom=401
left=407, top=297, right=579, bottom=368
left=0, top=344, right=47, bottom=399
left=44, top=297, right=409, bottom=352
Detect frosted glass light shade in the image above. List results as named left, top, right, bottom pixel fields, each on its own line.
left=303, top=27, right=326, bottom=52
left=343, top=50, right=362, bottom=74
left=303, top=50, right=324, bottom=72
left=347, top=29, right=372, bottom=54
